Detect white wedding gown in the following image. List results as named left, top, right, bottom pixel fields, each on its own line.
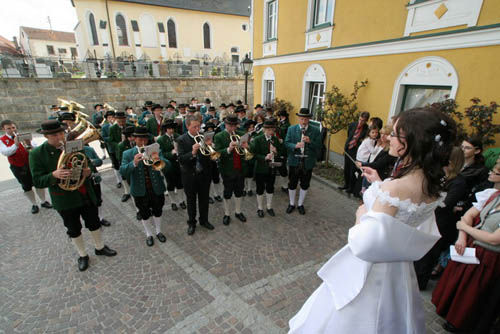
left=289, top=180, right=443, bottom=334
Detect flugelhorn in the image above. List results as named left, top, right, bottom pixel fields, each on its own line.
left=230, top=132, right=253, bottom=160
left=194, top=132, right=220, bottom=161
left=138, top=144, right=166, bottom=171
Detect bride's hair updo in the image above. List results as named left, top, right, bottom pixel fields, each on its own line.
left=393, top=107, right=457, bottom=198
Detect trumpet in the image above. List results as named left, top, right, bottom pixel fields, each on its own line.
left=137, top=144, right=166, bottom=171
left=194, top=132, right=220, bottom=161
left=103, top=103, right=116, bottom=112
left=230, top=132, right=253, bottom=160
left=14, top=131, right=33, bottom=151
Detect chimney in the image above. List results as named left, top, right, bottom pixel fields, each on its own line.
left=12, top=36, right=19, bottom=50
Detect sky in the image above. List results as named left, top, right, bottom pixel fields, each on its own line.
left=0, top=0, right=78, bottom=41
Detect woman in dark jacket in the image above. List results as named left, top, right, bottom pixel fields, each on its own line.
left=459, top=137, right=490, bottom=209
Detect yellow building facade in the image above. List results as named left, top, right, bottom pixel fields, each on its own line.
left=72, top=0, right=251, bottom=63
left=252, top=0, right=500, bottom=156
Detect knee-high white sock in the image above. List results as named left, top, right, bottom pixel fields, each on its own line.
left=35, top=188, right=46, bottom=202
left=98, top=206, right=103, bottom=219
left=234, top=196, right=242, bottom=214
left=181, top=190, right=186, bottom=202
left=123, top=182, right=130, bottom=195
left=281, top=176, right=288, bottom=188
left=113, top=170, right=122, bottom=184
left=245, top=179, right=251, bottom=191
left=71, top=235, right=87, bottom=257
left=153, top=216, right=162, bottom=234
left=90, top=228, right=104, bottom=250
left=288, top=189, right=296, bottom=206
left=222, top=198, right=231, bottom=216
left=211, top=183, right=219, bottom=197
left=266, top=193, right=273, bottom=210
left=169, top=191, right=178, bottom=205
left=298, top=189, right=308, bottom=206
left=256, top=194, right=264, bottom=210
left=24, top=190, right=37, bottom=205
left=142, top=219, right=153, bottom=237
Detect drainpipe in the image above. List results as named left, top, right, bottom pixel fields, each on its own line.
left=105, top=0, right=116, bottom=58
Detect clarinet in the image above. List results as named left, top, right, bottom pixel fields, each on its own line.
left=299, top=127, right=307, bottom=171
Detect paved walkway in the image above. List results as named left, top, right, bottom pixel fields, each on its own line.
left=0, top=168, right=447, bottom=333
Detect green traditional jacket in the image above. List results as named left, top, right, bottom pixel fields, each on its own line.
left=157, top=133, right=179, bottom=161
left=29, top=141, right=97, bottom=211
left=285, top=124, right=322, bottom=170
left=214, top=129, right=250, bottom=177
left=116, top=139, right=133, bottom=163
left=250, top=134, right=285, bottom=175
left=145, top=117, right=163, bottom=137
left=119, top=147, right=170, bottom=197
left=108, top=123, right=126, bottom=155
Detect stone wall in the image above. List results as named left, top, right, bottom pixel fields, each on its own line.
left=0, top=78, right=254, bottom=129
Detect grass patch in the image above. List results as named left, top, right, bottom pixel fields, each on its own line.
left=314, top=162, right=344, bottom=185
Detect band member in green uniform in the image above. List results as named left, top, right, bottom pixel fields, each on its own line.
left=120, top=127, right=170, bottom=247
left=30, top=120, right=117, bottom=271
left=276, top=109, right=290, bottom=192
left=250, top=119, right=284, bottom=217
left=214, top=115, right=249, bottom=225
left=145, top=104, right=164, bottom=140
left=109, top=111, right=129, bottom=192
left=116, top=125, right=136, bottom=202
left=242, top=119, right=257, bottom=196
left=203, top=121, right=223, bottom=203
left=157, top=119, right=186, bottom=211
left=284, top=108, right=322, bottom=215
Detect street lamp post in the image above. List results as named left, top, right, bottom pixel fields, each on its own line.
left=240, top=54, right=253, bottom=104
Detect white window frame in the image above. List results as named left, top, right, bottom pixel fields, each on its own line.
left=301, top=64, right=327, bottom=110
left=263, top=0, right=278, bottom=42
left=85, top=10, right=99, bottom=46
left=261, top=67, right=276, bottom=105
left=114, top=12, right=130, bottom=47
left=166, top=17, right=178, bottom=49
left=389, top=56, right=459, bottom=119
left=305, top=0, right=335, bottom=51
left=308, top=82, right=325, bottom=119
left=312, top=0, right=334, bottom=28
left=202, top=21, right=213, bottom=50
left=262, top=0, right=278, bottom=57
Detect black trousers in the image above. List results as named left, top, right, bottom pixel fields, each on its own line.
left=10, top=164, right=33, bottom=192
left=109, top=152, right=120, bottom=170
left=91, top=180, right=103, bottom=207
left=163, top=167, right=183, bottom=191
left=255, top=172, right=276, bottom=195
left=58, top=204, right=101, bottom=238
left=343, top=147, right=358, bottom=191
left=182, top=172, right=211, bottom=226
left=288, top=166, right=313, bottom=190
left=133, top=191, right=165, bottom=220
left=222, top=172, right=245, bottom=199
left=278, top=162, right=288, bottom=177
left=211, top=161, right=220, bottom=184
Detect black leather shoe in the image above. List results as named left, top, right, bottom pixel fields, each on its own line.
left=223, top=215, right=231, bottom=225
left=171, top=203, right=178, bottom=211
left=235, top=212, right=247, bottom=222
left=338, top=185, right=348, bottom=190
left=187, top=225, right=196, bottom=235
left=100, top=219, right=111, bottom=227
left=267, top=208, right=275, bottom=217
left=156, top=232, right=166, bottom=243
left=41, top=201, right=52, bottom=209
left=257, top=209, right=264, bottom=218
left=31, top=205, right=39, bottom=214
left=298, top=205, right=306, bottom=215
left=117, top=182, right=122, bottom=189
left=281, top=186, right=288, bottom=193
left=286, top=205, right=295, bottom=214
left=200, top=221, right=215, bottom=230
left=214, top=196, right=223, bottom=202
left=78, top=255, right=89, bottom=271
left=95, top=245, right=117, bottom=256
left=121, top=194, right=131, bottom=202
left=208, top=197, right=215, bottom=204
left=247, top=190, right=253, bottom=196
left=136, top=212, right=142, bottom=220
left=179, top=201, right=187, bottom=209
left=146, top=236, right=154, bottom=246
left=242, top=190, right=247, bottom=197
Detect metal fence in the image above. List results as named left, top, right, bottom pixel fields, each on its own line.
left=0, top=55, right=245, bottom=79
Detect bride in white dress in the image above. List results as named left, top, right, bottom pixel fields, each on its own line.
left=289, top=108, right=457, bottom=334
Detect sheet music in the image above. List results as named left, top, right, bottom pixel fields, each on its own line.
left=145, top=143, right=160, bottom=156
left=240, top=133, right=249, bottom=143
left=450, top=246, right=480, bottom=264
left=65, top=140, right=84, bottom=153
left=204, top=131, right=215, bottom=141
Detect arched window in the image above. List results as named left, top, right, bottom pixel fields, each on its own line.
left=115, top=14, right=128, bottom=46
left=203, top=22, right=211, bottom=49
left=88, top=13, right=99, bottom=45
left=140, top=14, right=157, bottom=47
left=167, top=19, right=177, bottom=48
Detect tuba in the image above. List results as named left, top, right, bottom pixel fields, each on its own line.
left=230, top=132, right=253, bottom=160
left=57, top=102, right=101, bottom=191
left=194, top=132, right=220, bottom=161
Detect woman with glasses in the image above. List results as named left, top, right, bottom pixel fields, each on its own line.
left=432, top=162, right=500, bottom=333
left=289, top=108, right=457, bottom=334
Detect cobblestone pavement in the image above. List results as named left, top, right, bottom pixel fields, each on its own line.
left=0, top=168, right=448, bottom=333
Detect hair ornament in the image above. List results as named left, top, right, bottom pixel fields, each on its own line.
left=435, top=134, right=443, bottom=146
left=440, top=120, right=447, bottom=127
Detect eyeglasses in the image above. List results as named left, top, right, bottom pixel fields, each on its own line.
left=390, top=131, right=405, bottom=139
left=461, top=145, right=475, bottom=151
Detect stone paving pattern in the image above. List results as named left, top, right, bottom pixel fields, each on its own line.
left=0, top=169, right=448, bottom=333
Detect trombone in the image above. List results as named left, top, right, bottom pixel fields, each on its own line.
left=230, top=132, right=253, bottom=160
left=194, top=132, right=220, bottom=161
